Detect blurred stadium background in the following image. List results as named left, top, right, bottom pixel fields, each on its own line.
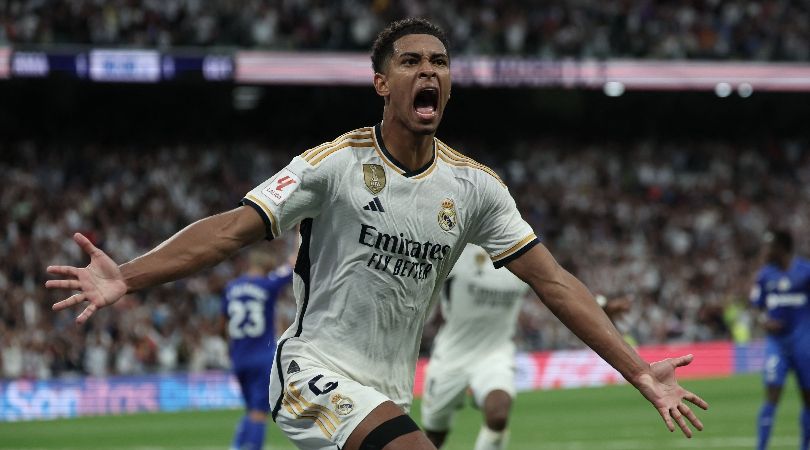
left=2, top=1, right=810, bottom=449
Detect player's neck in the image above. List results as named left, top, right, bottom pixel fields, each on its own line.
left=771, top=254, right=793, bottom=270
left=246, top=267, right=265, bottom=276
left=379, top=118, right=434, bottom=172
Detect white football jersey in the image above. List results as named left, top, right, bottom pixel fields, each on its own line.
left=242, top=124, right=538, bottom=414
left=429, top=244, right=530, bottom=371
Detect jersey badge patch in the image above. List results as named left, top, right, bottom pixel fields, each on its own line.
left=438, top=198, right=457, bottom=231
left=778, top=277, right=792, bottom=291
left=330, top=393, right=354, bottom=416
left=363, top=164, right=386, bottom=195
left=262, top=168, right=301, bottom=205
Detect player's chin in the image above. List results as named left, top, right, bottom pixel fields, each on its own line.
left=409, top=112, right=442, bottom=135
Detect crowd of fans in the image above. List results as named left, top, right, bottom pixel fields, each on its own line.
left=2, top=134, right=808, bottom=380
left=1, top=0, right=809, bottom=60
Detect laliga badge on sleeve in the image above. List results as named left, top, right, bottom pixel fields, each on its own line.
left=262, top=168, right=301, bottom=205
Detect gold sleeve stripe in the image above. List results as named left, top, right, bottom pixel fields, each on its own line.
left=282, top=398, right=334, bottom=438
left=302, top=128, right=373, bottom=160
left=492, top=233, right=538, bottom=262
left=437, top=144, right=504, bottom=185
left=304, top=134, right=373, bottom=162
left=438, top=142, right=500, bottom=180
left=437, top=143, right=504, bottom=184
left=287, top=384, right=342, bottom=425
left=437, top=151, right=506, bottom=187
left=309, top=140, right=375, bottom=166
left=245, top=194, right=281, bottom=238
left=301, top=127, right=371, bottom=158
left=435, top=141, right=473, bottom=163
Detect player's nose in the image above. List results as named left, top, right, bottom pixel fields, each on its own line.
left=418, top=60, right=437, bottom=78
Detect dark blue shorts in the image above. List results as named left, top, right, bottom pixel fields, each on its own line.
left=235, top=363, right=273, bottom=412
left=763, top=335, right=810, bottom=389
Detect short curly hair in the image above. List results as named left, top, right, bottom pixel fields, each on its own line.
left=370, top=18, right=450, bottom=74
left=765, top=229, right=793, bottom=252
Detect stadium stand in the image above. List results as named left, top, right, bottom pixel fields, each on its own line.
left=1, top=0, right=809, bottom=383
left=2, top=135, right=808, bottom=379
left=0, top=0, right=808, bottom=60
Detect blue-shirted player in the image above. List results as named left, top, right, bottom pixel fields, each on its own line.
left=750, top=230, right=810, bottom=450
left=223, top=248, right=294, bottom=450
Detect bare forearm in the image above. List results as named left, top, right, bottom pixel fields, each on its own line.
left=507, top=245, right=650, bottom=383
left=531, top=268, right=649, bottom=382
left=120, top=207, right=264, bottom=292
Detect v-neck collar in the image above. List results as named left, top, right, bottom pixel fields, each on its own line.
left=374, top=123, right=436, bottom=178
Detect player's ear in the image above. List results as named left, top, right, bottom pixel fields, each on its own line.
left=373, top=72, right=390, bottom=98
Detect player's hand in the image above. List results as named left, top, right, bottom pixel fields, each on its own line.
left=46, top=232, right=128, bottom=324
left=604, top=295, right=632, bottom=318
left=633, top=354, right=709, bottom=438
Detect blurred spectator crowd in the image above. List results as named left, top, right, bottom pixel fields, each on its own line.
left=1, top=0, right=809, bottom=61
left=2, top=135, right=808, bottom=380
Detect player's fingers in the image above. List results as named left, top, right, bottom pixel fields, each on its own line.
left=678, top=403, right=703, bottom=431
left=670, top=407, right=692, bottom=438
left=658, top=407, right=675, bottom=433
left=52, top=293, right=86, bottom=311
left=672, top=354, right=694, bottom=368
left=73, top=232, right=101, bottom=257
left=683, top=391, right=709, bottom=410
left=75, top=303, right=98, bottom=324
left=45, top=279, right=83, bottom=290
left=47, top=265, right=79, bottom=277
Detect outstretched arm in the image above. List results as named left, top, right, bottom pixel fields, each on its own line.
left=47, top=206, right=266, bottom=324
left=506, top=243, right=709, bottom=437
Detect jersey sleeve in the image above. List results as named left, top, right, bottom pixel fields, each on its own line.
left=749, top=274, right=766, bottom=310
left=267, top=264, right=294, bottom=291
left=468, top=177, right=539, bottom=269
left=241, top=155, right=338, bottom=240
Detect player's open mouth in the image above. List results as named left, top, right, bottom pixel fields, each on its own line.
left=413, top=87, right=439, bottom=120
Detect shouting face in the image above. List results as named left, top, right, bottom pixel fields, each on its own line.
left=374, top=34, right=451, bottom=135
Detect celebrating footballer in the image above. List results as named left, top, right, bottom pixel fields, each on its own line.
left=47, top=18, right=708, bottom=450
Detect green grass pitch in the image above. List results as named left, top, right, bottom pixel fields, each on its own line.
left=1, top=374, right=802, bottom=450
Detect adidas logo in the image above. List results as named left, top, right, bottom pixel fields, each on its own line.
left=287, top=360, right=301, bottom=374
left=363, top=197, right=385, bottom=212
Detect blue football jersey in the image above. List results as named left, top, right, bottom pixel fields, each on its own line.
left=222, top=265, right=293, bottom=369
left=750, top=257, right=810, bottom=340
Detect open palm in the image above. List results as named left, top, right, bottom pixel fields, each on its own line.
left=635, top=354, right=710, bottom=438
left=46, top=232, right=128, bottom=324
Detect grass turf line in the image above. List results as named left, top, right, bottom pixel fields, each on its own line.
left=0, top=374, right=802, bottom=450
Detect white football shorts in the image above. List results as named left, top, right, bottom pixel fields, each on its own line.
left=420, top=352, right=515, bottom=432
left=271, top=355, right=390, bottom=449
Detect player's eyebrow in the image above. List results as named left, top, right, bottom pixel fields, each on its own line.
left=397, top=51, right=449, bottom=60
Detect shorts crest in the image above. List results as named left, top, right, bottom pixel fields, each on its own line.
left=330, top=393, right=355, bottom=416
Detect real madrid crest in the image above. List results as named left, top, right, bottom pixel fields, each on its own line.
left=363, top=164, right=386, bottom=195
left=438, top=198, right=457, bottom=231
left=330, top=393, right=354, bottom=416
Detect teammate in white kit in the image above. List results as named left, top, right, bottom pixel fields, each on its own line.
left=46, top=18, right=708, bottom=450
left=422, top=244, right=529, bottom=450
